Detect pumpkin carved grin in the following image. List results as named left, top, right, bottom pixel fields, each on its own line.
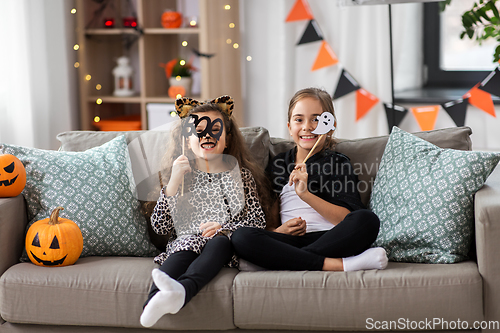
left=29, top=251, right=68, bottom=266
left=0, top=174, right=18, bottom=186
left=25, top=207, right=83, bottom=267
left=0, top=155, right=26, bottom=197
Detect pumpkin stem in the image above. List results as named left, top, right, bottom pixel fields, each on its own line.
left=49, top=207, right=64, bottom=225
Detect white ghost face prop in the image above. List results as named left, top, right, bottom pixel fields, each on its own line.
left=312, top=112, right=336, bottom=135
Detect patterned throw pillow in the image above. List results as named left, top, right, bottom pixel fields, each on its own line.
left=1, top=136, right=158, bottom=257
left=370, top=127, right=500, bottom=263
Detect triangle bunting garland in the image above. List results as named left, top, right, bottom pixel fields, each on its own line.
left=333, top=69, right=360, bottom=100
left=286, top=0, right=498, bottom=130
left=411, top=106, right=440, bottom=132
left=297, top=20, right=323, bottom=45
left=384, top=103, right=408, bottom=129
left=479, top=67, right=500, bottom=97
left=312, top=41, right=338, bottom=71
left=442, top=98, right=469, bottom=127
left=286, top=0, right=314, bottom=22
left=465, top=84, right=496, bottom=118
left=356, top=88, right=379, bottom=121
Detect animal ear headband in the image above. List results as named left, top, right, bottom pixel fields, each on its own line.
left=175, top=95, right=234, bottom=118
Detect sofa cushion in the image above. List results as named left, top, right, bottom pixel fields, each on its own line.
left=0, top=136, right=157, bottom=258
left=233, top=261, right=483, bottom=331
left=370, top=127, right=500, bottom=263
left=0, top=258, right=237, bottom=330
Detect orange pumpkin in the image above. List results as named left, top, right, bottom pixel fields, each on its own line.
left=168, top=85, right=186, bottom=99
left=161, top=11, right=183, bottom=29
left=0, top=154, right=26, bottom=197
left=26, top=207, right=83, bottom=267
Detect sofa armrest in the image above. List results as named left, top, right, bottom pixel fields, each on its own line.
left=0, top=195, right=27, bottom=278
left=474, top=164, right=500, bottom=326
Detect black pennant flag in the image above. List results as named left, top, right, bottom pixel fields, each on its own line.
left=478, top=67, right=500, bottom=97
left=333, top=69, right=360, bottom=100
left=384, top=103, right=408, bottom=130
left=442, top=98, right=469, bottom=127
left=297, top=20, right=323, bottom=45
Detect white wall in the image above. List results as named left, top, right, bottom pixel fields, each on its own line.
left=239, top=0, right=500, bottom=151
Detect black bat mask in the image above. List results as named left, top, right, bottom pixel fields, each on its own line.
left=181, top=114, right=224, bottom=142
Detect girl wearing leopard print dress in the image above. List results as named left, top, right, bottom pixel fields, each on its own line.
left=232, top=87, right=388, bottom=272
left=140, top=96, right=270, bottom=328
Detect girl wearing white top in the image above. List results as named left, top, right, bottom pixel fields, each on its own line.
left=231, top=88, right=388, bottom=271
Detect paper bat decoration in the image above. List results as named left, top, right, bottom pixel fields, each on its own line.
left=193, top=49, right=216, bottom=59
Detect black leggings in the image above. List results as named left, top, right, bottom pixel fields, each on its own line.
left=231, top=209, right=380, bottom=271
left=144, top=235, right=233, bottom=307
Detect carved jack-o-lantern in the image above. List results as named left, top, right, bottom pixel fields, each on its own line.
left=161, top=11, right=182, bottom=29
left=0, top=154, right=26, bottom=197
left=26, top=207, right=83, bottom=267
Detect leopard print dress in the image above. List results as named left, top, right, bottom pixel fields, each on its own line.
left=151, top=167, right=266, bottom=267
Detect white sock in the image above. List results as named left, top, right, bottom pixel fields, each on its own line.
left=140, top=269, right=186, bottom=327
left=342, top=247, right=388, bottom=272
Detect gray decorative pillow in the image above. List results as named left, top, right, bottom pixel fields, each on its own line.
left=1, top=135, right=158, bottom=257
left=370, top=127, right=500, bottom=263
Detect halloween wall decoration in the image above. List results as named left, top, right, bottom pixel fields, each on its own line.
left=0, top=154, right=26, bottom=198
left=26, top=207, right=83, bottom=267
left=286, top=0, right=500, bottom=130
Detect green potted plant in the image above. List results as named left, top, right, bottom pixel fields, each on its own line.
left=442, top=0, right=500, bottom=62
left=160, top=58, right=196, bottom=97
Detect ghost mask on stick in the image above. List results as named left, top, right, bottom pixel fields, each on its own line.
left=301, top=112, right=336, bottom=164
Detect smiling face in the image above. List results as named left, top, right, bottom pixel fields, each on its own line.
left=288, top=97, right=327, bottom=161
left=188, top=110, right=227, bottom=161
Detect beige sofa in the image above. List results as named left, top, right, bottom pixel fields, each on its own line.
left=1, top=126, right=499, bottom=332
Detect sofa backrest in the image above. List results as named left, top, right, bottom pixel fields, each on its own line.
left=267, top=127, right=473, bottom=206
left=57, top=126, right=472, bottom=207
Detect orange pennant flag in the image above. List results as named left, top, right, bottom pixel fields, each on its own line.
left=356, top=88, right=379, bottom=121
left=311, top=41, right=338, bottom=71
left=286, top=0, right=314, bottom=22
left=464, top=84, right=496, bottom=117
left=411, top=105, right=440, bottom=131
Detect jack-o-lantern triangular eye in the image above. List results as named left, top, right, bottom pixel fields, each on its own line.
left=32, top=233, right=41, bottom=247
left=49, top=236, right=60, bottom=249
left=4, top=162, right=14, bottom=173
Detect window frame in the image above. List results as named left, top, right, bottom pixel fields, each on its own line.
left=423, top=2, right=491, bottom=88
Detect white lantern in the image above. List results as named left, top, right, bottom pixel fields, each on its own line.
left=112, top=56, right=134, bottom=97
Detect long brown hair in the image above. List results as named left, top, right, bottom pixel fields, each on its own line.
left=144, top=103, right=272, bottom=222
left=288, top=87, right=337, bottom=150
